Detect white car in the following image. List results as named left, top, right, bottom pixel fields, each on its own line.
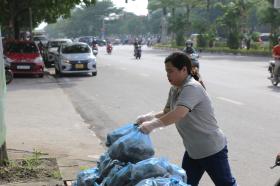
left=54, top=42, right=97, bottom=76
left=44, top=38, right=72, bottom=66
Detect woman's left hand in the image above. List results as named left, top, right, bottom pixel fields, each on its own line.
left=139, top=118, right=164, bottom=134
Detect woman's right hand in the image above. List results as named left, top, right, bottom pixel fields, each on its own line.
left=136, top=112, right=155, bottom=125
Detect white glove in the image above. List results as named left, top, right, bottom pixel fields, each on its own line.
left=136, top=112, right=155, bottom=124
left=139, top=118, right=164, bottom=134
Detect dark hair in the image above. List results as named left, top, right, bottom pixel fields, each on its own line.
left=164, top=52, right=192, bottom=74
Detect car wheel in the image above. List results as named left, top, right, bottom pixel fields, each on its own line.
left=92, top=72, right=97, bottom=76
left=39, top=73, right=44, bottom=78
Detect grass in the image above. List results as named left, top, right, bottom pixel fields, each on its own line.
left=0, top=149, right=62, bottom=184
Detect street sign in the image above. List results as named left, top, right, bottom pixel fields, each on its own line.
left=275, top=0, right=280, bottom=8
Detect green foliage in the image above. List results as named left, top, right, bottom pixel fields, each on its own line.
left=214, top=41, right=227, bottom=48
left=197, top=34, right=207, bottom=48
left=0, top=0, right=96, bottom=38
left=251, top=32, right=260, bottom=42
left=175, top=31, right=185, bottom=46
left=168, top=14, right=187, bottom=46
left=45, top=1, right=155, bottom=38
left=51, top=170, right=61, bottom=179
left=199, top=46, right=270, bottom=56
left=227, top=32, right=240, bottom=49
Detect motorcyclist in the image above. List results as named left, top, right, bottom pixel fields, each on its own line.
left=134, top=38, right=141, bottom=56
left=272, top=36, right=280, bottom=81
left=106, top=41, right=113, bottom=53
left=183, top=40, right=196, bottom=55
left=92, top=37, right=98, bottom=47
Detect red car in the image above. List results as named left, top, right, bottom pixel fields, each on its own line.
left=4, top=40, right=44, bottom=77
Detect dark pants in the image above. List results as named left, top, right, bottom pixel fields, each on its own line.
left=182, top=146, right=237, bottom=186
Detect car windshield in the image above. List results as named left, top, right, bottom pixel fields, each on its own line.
left=49, top=41, right=67, bottom=48
left=62, top=44, right=90, bottom=54
left=6, top=42, right=38, bottom=53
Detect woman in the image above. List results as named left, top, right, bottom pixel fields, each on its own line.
left=137, top=52, right=237, bottom=186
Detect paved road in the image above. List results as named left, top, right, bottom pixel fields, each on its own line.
left=47, top=45, right=280, bottom=186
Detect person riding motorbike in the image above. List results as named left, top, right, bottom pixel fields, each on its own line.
left=272, top=37, right=280, bottom=82
left=183, top=40, right=196, bottom=55
left=106, top=41, right=113, bottom=54
left=133, top=38, right=141, bottom=56
left=183, top=40, right=203, bottom=87
left=91, top=37, right=98, bottom=55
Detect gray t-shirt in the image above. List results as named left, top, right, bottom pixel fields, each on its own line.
left=164, top=76, right=227, bottom=159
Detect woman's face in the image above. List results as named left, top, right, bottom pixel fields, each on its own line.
left=165, top=62, right=188, bottom=87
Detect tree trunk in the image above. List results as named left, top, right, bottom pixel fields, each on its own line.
left=0, top=142, right=8, bottom=166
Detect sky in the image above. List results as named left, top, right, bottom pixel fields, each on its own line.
left=36, top=0, right=148, bottom=30
left=111, top=0, right=148, bottom=16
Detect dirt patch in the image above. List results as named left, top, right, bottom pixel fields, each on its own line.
left=0, top=158, right=62, bottom=185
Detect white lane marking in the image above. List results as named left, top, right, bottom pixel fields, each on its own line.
left=216, top=97, right=244, bottom=105
left=139, top=73, right=150, bottom=77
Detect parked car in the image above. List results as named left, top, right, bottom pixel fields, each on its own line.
left=54, top=42, right=97, bottom=76
left=4, top=40, right=44, bottom=77
left=44, top=38, right=72, bottom=67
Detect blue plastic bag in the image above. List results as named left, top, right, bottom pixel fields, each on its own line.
left=108, top=128, right=155, bottom=163
left=76, top=167, right=100, bottom=186
left=131, top=158, right=187, bottom=185
left=106, top=123, right=137, bottom=147
left=167, top=164, right=187, bottom=183
left=135, top=177, right=191, bottom=186
left=102, top=163, right=133, bottom=186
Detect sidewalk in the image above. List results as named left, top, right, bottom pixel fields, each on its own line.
left=4, top=74, right=104, bottom=185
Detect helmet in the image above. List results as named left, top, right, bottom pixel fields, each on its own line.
left=186, top=40, right=193, bottom=47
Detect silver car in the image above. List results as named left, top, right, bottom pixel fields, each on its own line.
left=44, top=38, right=72, bottom=66
left=54, top=42, right=97, bottom=76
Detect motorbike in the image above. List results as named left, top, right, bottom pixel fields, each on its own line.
left=92, top=44, right=98, bottom=56
left=134, top=44, right=142, bottom=59
left=106, top=44, right=113, bottom=54
left=189, top=52, right=200, bottom=69
left=5, top=59, right=13, bottom=85
left=268, top=59, right=280, bottom=86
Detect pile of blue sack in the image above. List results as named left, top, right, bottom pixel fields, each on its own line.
left=72, top=123, right=191, bottom=186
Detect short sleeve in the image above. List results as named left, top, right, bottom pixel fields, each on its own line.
left=176, top=85, right=203, bottom=111
left=164, top=88, right=172, bottom=113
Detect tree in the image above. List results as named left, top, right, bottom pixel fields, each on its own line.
left=215, top=0, right=252, bottom=49
left=0, top=0, right=96, bottom=39
left=45, top=1, right=123, bottom=38
left=148, top=0, right=205, bottom=44
left=258, top=0, right=280, bottom=47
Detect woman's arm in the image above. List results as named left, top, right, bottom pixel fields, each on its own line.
left=139, top=106, right=189, bottom=133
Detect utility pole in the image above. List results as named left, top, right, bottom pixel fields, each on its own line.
left=0, top=26, right=8, bottom=166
